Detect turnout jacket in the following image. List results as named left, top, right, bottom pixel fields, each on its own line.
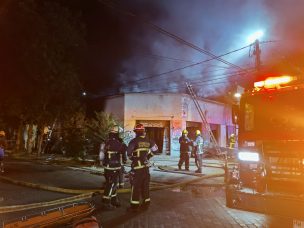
left=127, top=136, right=158, bottom=170
left=193, top=135, right=204, bottom=155
left=179, top=135, right=192, bottom=152
left=103, top=137, right=127, bottom=170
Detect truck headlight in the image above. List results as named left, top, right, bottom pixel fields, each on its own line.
left=238, top=151, right=260, bottom=162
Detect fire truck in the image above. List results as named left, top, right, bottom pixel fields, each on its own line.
left=226, top=75, right=304, bottom=221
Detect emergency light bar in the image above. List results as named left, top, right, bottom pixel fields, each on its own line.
left=254, top=75, right=294, bottom=89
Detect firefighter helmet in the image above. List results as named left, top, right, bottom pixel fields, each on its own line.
left=195, top=130, right=201, bottom=136
left=182, top=129, right=188, bottom=135
left=110, top=125, right=119, bottom=133
left=0, top=131, right=5, bottom=137
left=133, top=123, right=145, bottom=132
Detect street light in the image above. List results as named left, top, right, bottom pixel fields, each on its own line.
left=234, top=93, right=241, bottom=98
left=247, top=30, right=264, bottom=44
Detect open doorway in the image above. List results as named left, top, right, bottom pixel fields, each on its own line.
left=186, top=121, right=202, bottom=141
left=136, top=120, right=170, bottom=155
left=145, top=127, right=164, bottom=154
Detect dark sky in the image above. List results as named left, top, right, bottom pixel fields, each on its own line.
left=74, top=0, right=304, bottom=98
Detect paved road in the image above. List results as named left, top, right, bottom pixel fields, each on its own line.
left=0, top=157, right=298, bottom=227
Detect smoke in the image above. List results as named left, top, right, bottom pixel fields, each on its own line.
left=261, top=0, right=304, bottom=76
left=114, top=0, right=271, bottom=98
left=82, top=0, right=304, bottom=98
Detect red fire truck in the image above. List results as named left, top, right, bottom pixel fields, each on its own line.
left=226, top=75, right=304, bottom=221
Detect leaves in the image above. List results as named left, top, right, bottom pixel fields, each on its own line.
left=86, top=111, right=120, bottom=143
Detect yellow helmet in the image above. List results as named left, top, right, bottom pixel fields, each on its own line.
left=195, top=130, right=201, bottom=136
left=0, top=131, right=5, bottom=137
left=182, top=129, right=188, bottom=134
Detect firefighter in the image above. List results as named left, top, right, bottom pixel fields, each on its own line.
left=193, top=130, right=204, bottom=173
left=229, top=133, right=236, bottom=149
left=178, top=129, right=192, bottom=171
left=118, top=137, right=127, bottom=188
left=127, top=123, right=158, bottom=212
left=102, top=129, right=127, bottom=210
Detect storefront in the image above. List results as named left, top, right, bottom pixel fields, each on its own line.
left=104, top=93, right=235, bottom=156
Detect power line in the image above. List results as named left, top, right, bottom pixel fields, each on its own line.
left=91, top=44, right=252, bottom=97
left=114, top=44, right=252, bottom=86
left=96, top=67, right=255, bottom=98
left=126, top=67, right=257, bottom=90
left=99, top=0, right=247, bottom=72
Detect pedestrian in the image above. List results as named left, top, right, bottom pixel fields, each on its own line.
left=178, top=129, right=192, bottom=171
left=127, top=123, right=158, bottom=212
left=0, top=130, right=6, bottom=173
left=102, top=129, right=127, bottom=210
left=193, top=130, right=204, bottom=173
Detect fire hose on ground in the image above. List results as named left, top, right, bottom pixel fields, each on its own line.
left=0, top=169, right=224, bottom=214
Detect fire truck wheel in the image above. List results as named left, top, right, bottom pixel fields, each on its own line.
left=225, top=185, right=235, bottom=208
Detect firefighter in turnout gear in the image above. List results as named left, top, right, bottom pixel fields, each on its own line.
left=102, top=130, right=127, bottom=210
left=118, top=137, right=127, bottom=188
left=127, top=123, right=158, bottom=212
left=229, top=133, right=236, bottom=149
left=178, top=129, right=192, bottom=171
left=193, top=130, right=204, bottom=173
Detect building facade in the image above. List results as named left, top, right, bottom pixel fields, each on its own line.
left=104, top=93, right=235, bottom=156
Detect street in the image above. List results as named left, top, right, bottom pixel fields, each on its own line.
left=0, top=155, right=296, bottom=228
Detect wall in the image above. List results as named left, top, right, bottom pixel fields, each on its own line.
left=124, top=93, right=182, bottom=155
left=104, top=93, right=235, bottom=155
left=103, top=95, right=125, bottom=123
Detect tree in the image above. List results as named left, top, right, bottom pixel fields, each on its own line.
left=0, top=0, right=87, bottom=154
left=86, top=111, right=121, bottom=146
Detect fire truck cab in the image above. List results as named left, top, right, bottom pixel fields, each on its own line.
left=226, top=75, right=304, bottom=220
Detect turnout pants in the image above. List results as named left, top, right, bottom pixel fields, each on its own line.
left=195, top=153, right=203, bottom=172
left=130, top=167, right=150, bottom=208
left=119, top=166, right=125, bottom=188
left=178, top=152, right=190, bottom=170
left=103, top=169, right=120, bottom=203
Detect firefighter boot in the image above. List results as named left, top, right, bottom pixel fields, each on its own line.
left=195, top=168, right=202, bottom=173
left=126, top=204, right=139, bottom=213
left=102, top=198, right=115, bottom=210
left=141, top=201, right=150, bottom=211
left=111, top=196, right=121, bottom=208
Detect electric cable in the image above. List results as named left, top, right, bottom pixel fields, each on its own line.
left=99, top=0, right=247, bottom=72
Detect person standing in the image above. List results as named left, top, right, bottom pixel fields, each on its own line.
left=193, top=130, right=204, bottom=173
left=178, top=129, right=192, bottom=171
left=118, top=137, right=127, bottom=189
left=102, top=130, right=127, bottom=209
left=127, top=124, right=158, bottom=212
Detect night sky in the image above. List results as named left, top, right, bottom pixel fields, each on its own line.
left=13, top=0, right=304, bottom=99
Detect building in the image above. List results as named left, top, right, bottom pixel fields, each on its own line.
left=104, top=93, right=235, bottom=156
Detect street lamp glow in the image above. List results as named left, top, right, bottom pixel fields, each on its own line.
left=247, top=30, right=264, bottom=44
left=234, top=92, right=241, bottom=98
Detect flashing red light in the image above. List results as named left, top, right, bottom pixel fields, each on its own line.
left=254, top=75, right=294, bottom=89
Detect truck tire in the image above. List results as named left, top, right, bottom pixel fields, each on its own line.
left=225, top=185, right=235, bottom=208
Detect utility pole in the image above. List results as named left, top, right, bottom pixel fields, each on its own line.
left=253, top=39, right=261, bottom=76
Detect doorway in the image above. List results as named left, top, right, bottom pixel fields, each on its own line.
left=145, top=127, right=164, bottom=154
